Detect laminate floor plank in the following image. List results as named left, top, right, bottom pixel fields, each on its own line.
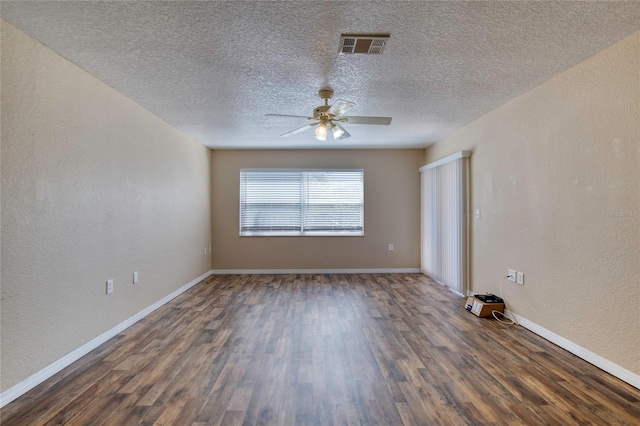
left=2, top=274, right=639, bottom=425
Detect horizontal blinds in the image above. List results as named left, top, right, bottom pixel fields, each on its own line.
left=304, top=171, right=363, bottom=232
left=240, top=171, right=302, bottom=232
left=240, top=169, right=363, bottom=235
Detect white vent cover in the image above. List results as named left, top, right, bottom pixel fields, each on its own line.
left=339, top=34, right=390, bottom=54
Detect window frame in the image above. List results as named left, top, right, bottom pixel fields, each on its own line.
left=239, top=168, right=364, bottom=237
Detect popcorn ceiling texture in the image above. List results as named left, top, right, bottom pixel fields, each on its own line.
left=1, top=22, right=212, bottom=393
left=425, top=32, right=640, bottom=375
left=2, top=1, right=639, bottom=149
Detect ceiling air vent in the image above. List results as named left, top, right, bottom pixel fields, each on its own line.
left=339, top=34, right=390, bottom=54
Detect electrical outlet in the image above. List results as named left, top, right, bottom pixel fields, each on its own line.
left=475, top=209, right=481, bottom=219
left=106, top=279, right=114, bottom=294
left=388, top=244, right=394, bottom=251
left=133, top=271, right=139, bottom=284
left=517, top=272, right=524, bottom=285
left=507, top=269, right=516, bottom=282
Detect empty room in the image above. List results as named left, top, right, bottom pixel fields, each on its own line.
left=1, top=1, right=639, bottom=425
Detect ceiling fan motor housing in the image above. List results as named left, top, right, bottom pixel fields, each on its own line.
left=314, top=89, right=334, bottom=119
left=313, top=105, right=331, bottom=119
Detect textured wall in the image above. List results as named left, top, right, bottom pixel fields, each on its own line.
left=211, top=150, right=423, bottom=270
left=425, top=32, right=640, bottom=374
left=1, top=21, right=212, bottom=392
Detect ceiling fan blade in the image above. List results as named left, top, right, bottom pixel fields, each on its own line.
left=342, top=116, right=392, bottom=125
left=266, top=114, right=311, bottom=119
left=280, top=123, right=317, bottom=137
left=327, top=99, right=355, bottom=118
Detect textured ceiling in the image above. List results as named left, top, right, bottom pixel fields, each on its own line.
left=2, top=1, right=640, bottom=149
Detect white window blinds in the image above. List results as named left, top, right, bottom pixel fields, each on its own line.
left=240, top=169, right=364, bottom=236
left=420, top=152, right=470, bottom=296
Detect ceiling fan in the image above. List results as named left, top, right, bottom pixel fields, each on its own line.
left=265, top=88, right=392, bottom=141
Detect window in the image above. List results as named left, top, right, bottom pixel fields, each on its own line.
left=240, top=169, right=364, bottom=236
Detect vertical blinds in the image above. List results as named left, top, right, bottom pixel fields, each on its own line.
left=420, top=152, right=469, bottom=296
left=239, top=169, right=364, bottom=236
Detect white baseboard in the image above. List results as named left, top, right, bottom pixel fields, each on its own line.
left=210, top=268, right=421, bottom=275
left=0, top=270, right=213, bottom=409
left=506, top=309, right=640, bottom=390
left=466, top=290, right=639, bottom=389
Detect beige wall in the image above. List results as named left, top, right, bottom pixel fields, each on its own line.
left=425, top=32, right=640, bottom=374
left=1, top=21, right=212, bottom=392
left=211, top=149, right=423, bottom=270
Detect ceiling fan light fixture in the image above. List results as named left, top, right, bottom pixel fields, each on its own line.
left=315, top=122, right=328, bottom=141
left=331, top=122, right=346, bottom=139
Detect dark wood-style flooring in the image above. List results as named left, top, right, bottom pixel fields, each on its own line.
left=2, top=274, right=639, bottom=425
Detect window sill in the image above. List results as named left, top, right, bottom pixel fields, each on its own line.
left=240, top=231, right=364, bottom=237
